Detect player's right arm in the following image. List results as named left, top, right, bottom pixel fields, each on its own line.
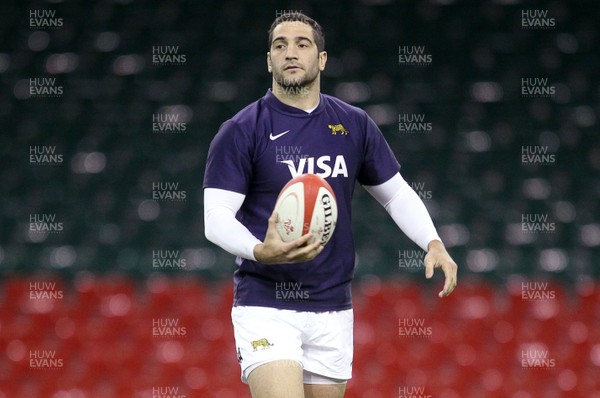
left=204, top=119, right=321, bottom=264
left=204, top=188, right=323, bottom=264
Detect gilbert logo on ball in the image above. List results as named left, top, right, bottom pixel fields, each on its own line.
left=274, top=173, right=338, bottom=246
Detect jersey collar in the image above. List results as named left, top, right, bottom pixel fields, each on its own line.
left=264, top=89, right=324, bottom=116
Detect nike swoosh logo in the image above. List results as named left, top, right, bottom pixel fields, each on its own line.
left=269, top=130, right=291, bottom=140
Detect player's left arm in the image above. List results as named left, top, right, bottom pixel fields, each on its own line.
left=363, top=172, right=458, bottom=297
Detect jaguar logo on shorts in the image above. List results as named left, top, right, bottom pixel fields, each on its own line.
left=251, top=338, right=274, bottom=351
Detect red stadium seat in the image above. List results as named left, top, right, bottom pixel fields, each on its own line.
left=2, top=276, right=598, bottom=398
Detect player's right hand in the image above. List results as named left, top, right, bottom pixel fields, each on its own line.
left=253, top=211, right=324, bottom=264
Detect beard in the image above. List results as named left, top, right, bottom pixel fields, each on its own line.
left=272, top=65, right=319, bottom=92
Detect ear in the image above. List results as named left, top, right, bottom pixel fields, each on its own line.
left=318, top=51, right=327, bottom=71
left=267, top=52, right=272, bottom=73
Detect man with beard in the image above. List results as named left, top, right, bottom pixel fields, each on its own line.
left=203, top=11, right=458, bottom=398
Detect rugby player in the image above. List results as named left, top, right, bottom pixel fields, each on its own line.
left=204, top=11, right=458, bottom=398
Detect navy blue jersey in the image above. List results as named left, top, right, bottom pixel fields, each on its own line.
left=204, top=89, right=401, bottom=311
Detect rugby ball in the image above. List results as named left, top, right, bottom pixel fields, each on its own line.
left=274, top=174, right=337, bottom=246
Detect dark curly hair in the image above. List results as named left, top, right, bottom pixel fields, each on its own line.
left=268, top=12, right=325, bottom=53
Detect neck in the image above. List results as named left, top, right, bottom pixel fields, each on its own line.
left=271, top=76, right=320, bottom=111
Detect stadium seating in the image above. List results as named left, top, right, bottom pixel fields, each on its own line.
left=1, top=276, right=599, bottom=397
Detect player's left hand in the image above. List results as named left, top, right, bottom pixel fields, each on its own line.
left=424, top=240, right=458, bottom=298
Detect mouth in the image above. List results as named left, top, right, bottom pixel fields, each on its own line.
left=284, top=65, right=302, bottom=71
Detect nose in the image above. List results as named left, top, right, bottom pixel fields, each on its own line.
left=285, top=45, right=298, bottom=60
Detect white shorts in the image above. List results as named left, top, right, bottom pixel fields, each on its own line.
left=231, top=306, right=353, bottom=384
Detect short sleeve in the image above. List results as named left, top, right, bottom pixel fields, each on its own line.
left=203, top=119, right=254, bottom=194
left=357, top=113, right=401, bottom=186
